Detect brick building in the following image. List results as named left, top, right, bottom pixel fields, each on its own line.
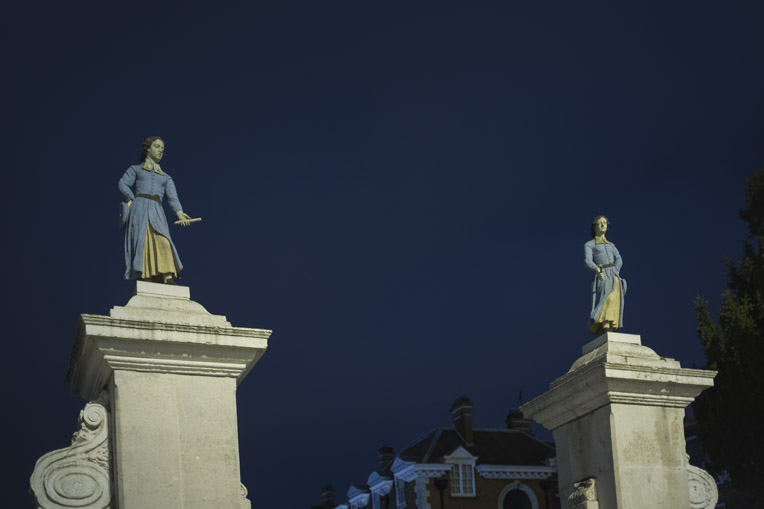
left=319, top=396, right=560, bottom=509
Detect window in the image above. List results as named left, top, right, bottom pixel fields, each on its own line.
left=499, top=482, right=539, bottom=509
left=449, top=463, right=475, bottom=496
left=395, top=478, right=406, bottom=507
left=502, top=488, right=532, bottom=509
left=444, top=445, right=478, bottom=497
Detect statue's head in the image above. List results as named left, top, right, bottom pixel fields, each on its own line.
left=141, top=136, right=164, bottom=162
left=590, top=215, right=609, bottom=237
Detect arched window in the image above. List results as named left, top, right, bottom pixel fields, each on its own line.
left=502, top=489, right=531, bottom=509
left=498, top=482, right=539, bottom=509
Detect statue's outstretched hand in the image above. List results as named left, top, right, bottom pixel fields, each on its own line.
left=176, top=211, right=192, bottom=227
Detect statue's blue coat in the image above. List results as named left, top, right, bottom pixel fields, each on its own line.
left=584, top=240, right=626, bottom=329
left=118, top=164, right=183, bottom=280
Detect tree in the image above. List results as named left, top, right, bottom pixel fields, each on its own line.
left=694, top=164, right=764, bottom=502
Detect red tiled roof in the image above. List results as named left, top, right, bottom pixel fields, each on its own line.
left=398, top=428, right=553, bottom=466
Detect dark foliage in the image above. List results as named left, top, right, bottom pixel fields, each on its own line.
left=694, top=164, right=764, bottom=502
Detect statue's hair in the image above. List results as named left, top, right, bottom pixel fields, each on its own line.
left=590, top=215, right=609, bottom=237
left=140, top=136, right=164, bottom=162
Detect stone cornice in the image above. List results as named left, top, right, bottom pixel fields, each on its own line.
left=475, top=464, right=556, bottom=479
left=394, top=463, right=417, bottom=482
left=78, top=314, right=271, bottom=341
left=67, top=288, right=270, bottom=400
left=392, top=462, right=450, bottom=482
left=521, top=337, right=716, bottom=430
left=415, top=464, right=451, bottom=478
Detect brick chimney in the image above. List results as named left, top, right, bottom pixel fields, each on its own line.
left=450, top=395, right=474, bottom=446
left=379, top=445, right=395, bottom=471
left=505, top=409, right=532, bottom=434
left=321, top=484, right=334, bottom=509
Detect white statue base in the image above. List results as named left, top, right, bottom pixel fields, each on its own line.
left=31, top=281, right=270, bottom=509
left=520, top=333, right=717, bottom=509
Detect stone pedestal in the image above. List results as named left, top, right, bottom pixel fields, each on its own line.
left=520, top=333, right=716, bottom=509
left=31, top=281, right=270, bottom=509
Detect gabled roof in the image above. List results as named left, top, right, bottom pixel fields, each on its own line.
left=367, top=471, right=393, bottom=487
left=398, top=427, right=554, bottom=466
left=443, top=445, right=478, bottom=462
left=347, top=484, right=369, bottom=497
left=346, top=484, right=370, bottom=508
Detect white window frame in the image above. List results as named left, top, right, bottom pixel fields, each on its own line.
left=498, top=481, right=539, bottom=509
left=449, top=463, right=475, bottom=496
left=444, top=446, right=478, bottom=497
left=395, top=477, right=406, bottom=507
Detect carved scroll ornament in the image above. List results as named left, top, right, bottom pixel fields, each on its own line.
left=30, top=395, right=111, bottom=508
left=568, top=477, right=599, bottom=509
left=688, top=464, right=719, bottom=509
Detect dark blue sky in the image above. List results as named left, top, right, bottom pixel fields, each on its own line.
left=4, top=2, right=764, bottom=508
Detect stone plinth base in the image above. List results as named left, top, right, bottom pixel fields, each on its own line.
left=520, top=333, right=716, bottom=509
left=111, top=371, right=243, bottom=508
left=32, top=281, right=269, bottom=509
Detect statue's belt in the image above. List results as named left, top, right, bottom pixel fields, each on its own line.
left=599, top=263, right=617, bottom=269
left=136, top=194, right=162, bottom=205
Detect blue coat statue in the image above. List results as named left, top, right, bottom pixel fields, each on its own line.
left=584, top=216, right=626, bottom=334
left=118, top=137, right=192, bottom=283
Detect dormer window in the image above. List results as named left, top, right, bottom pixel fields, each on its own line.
left=367, top=470, right=394, bottom=509
left=443, top=445, right=478, bottom=497
left=449, top=463, right=475, bottom=496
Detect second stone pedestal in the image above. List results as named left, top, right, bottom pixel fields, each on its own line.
left=66, top=281, right=270, bottom=509
left=520, top=333, right=716, bottom=509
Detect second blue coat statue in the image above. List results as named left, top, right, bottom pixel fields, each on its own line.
left=584, top=216, right=626, bottom=334
left=118, top=137, right=191, bottom=283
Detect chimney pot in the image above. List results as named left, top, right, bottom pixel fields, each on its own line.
left=505, top=409, right=532, bottom=434
left=321, top=484, right=334, bottom=509
left=378, top=445, right=394, bottom=471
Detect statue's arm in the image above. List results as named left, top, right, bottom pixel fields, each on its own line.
left=584, top=243, right=599, bottom=272
left=613, top=245, right=623, bottom=272
left=164, top=176, right=184, bottom=215
left=165, top=176, right=191, bottom=226
left=118, top=167, right=137, bottom=203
